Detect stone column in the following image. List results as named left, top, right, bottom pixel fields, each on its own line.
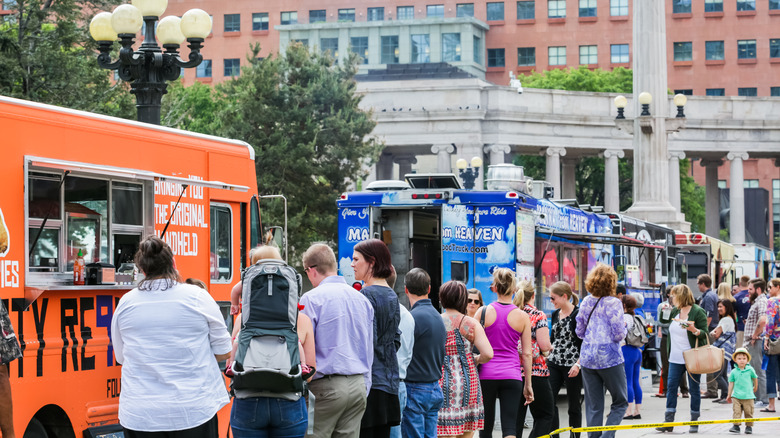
left=602, top=149, right=625, bottom=213
left=394, top=154, right=418, bottom=180
left=376, top=153, right=394, bottom=180
left=700, top=159, right=723, bottom=238
left=484, top=144, right=511, bottom=166
left=431, top=144, right=455, bottom=173
left=561, top=158, right=578, bottom=200
left=728, top=152, right=749, bottom=243
left=668, top=151, right=686, bottom=216
left=545, top=147, right=566, bottom=199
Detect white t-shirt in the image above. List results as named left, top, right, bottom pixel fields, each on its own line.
left=669, top=321, right=693, bottom=364
left=717, top=316, right=736, bottom=333
left=111, top=279, right=232, bottom=431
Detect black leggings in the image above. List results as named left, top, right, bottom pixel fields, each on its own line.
left=548, top=361, right=583, bottom=438
left=517, top=375, right=555, bottom=438
left=479, top=379, right=524, bottom=438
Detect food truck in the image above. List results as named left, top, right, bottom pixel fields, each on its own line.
left=336, top=171, right=615, bottom=314
left=675, top=232, right=736, bottom=298
left=1, top=96, right=263, bottom=438
left=732, top=243, right=776, bottom=281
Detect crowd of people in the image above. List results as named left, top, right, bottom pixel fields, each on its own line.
left=7, top=234, right=780, bottom=438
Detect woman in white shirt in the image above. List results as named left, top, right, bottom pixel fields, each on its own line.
left=111, top=236, right=232, bottom=437
left=711, top=299, right=737, bottom=403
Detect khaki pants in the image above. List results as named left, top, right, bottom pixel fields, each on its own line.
left=309, top=374, right=367, bottom=438
left=733, top=398, right=754, bottom=427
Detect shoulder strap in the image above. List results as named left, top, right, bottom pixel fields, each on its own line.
left=585, top=296, right=604, bottom=330
left=479, top=305, right=487, bottom=327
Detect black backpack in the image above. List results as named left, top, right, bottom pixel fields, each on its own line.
left=232, top=259, right=304, bottom=393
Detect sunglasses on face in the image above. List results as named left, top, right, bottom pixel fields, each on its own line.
left=468, top=299, right=481, bottom=304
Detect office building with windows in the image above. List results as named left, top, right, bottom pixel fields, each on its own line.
left=162, top=0, right=779, bottom=96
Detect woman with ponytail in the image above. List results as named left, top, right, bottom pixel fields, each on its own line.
left=547, top=281, right=583, bottom=438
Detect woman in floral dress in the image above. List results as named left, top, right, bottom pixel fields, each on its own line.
left=437, top=281, right=494, bottom=438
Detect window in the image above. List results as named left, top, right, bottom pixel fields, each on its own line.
left=411, top=34, right=431, bottom=63
left=196, top=59, right=212, bottom=77
left=704, top=0, right=723, bottom=12
left=579, top=45, right=597, bottom=64
left=27, top=171, right=150, bottom=278
left=338, top=8, right=355, bottom=22
left=427, top=4, right=444, bottom=17
left=252, top=13, right=269, bottom=31
left=457, top=3, right=474, bottom=17
left=772, top=87, right=780, bottom=96
left=210, top=205, right=232, bottom=282
left=611, top=44, right=629, bottom=63
left=321, top=38, right=339, bottom=57
left=672, top=0, right=691, bottom=13
left=548, top=0, right=566, bottom=18
left=281, top=11, right=297, bottom=25
left=738, top=39, right=756, bottom=59
left=224, top=58, right=240, bottom=77
left=224, top=14, right=240, bottom=32
left=771, top=39, right=780, bottom=59
left=517, top=1, right=535, bottom=19
left=579, top=0, right=596, bottom=17
left=488, top=48, right=506, bottom=67
left=736, top=0, right=755, bottom=11
left=738, top=87, right=757, bottom=97
left=518, top=47, right=536, bottom=65
left=309, top=9, right=326, bottom=23
left=487, top=2, right=505, bottom=20
left=705, top=41, right=724, bottom=60
left=772, top=0, right=780, bottom=10
left=706, top=88, right=725, bottom=96
left=673, top=89, right=693, bottom=95
left=673, top=42, right=692, bottom=61
left=548, top=46, right=566, bottom=65
left=292, top=39, right=308, bottom=48
left=397, top=6, right=414, bottom=19
left=381, top=35, right=399, bottom=64
left=718, top=180, right=727, bottom=189
left=744, top=180, right=759, bottom=188
left=351, top=36, right=369, bottom=64
left=368, top=7, right=385, bottom=21
left=474, top=36, right=482, bottom=64
left=442, top=33, right=462, bottom=61
left=610, top=0, right=628, bottom=16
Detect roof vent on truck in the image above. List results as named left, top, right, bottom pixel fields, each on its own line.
left=366, top=180, right=411, bottom=191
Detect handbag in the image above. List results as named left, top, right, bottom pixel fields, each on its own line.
left=767, top=337, right=780, bottom=355
left=683, top=334, right=724, bottom=376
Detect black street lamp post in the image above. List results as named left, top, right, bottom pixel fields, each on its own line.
left=90, top=1, right=212, bottom=125
left=456, top=156, right=484, bottom=190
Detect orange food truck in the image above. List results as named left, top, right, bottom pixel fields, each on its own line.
left=0, top=96, right=264, bottom=438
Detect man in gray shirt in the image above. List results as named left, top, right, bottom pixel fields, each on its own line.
left=697, top=273, right=720, bottom=398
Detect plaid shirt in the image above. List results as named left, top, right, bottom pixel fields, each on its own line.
left=743, top=293, right=768, bottom=347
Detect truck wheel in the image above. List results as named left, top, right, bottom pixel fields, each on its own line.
left=23, top=418, right=49, bottom=438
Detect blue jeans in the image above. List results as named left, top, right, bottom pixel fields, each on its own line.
left=766, top=353, right=780, bottom=398
left=390, top=381, right=407, bottom=438
left=231, top=396, right=308, bottom=438
left=401, top=381, right=444, bottom=438
left=665, top=362, right=701, bottom=414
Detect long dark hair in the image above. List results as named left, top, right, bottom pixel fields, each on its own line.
left=134, top=236, right=179, bottom=288
left=439, top=281, right=468, bottom=314
left=353, top=238, right=393, bottom=279
left=719, top=299, right=736, bottom=321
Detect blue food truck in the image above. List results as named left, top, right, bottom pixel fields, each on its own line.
left=337, top=173, right=621, bottom=313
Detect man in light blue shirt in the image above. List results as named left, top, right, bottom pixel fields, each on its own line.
left=300, top=244, right=374, bottom=438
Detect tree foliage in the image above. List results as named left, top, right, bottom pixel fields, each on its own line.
left=515, top=66, right=705, bottom=226
left=0, top=0, right=134, bottom=118
left=162, top=44, right=382, bottom=263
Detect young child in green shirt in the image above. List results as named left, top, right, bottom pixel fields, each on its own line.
left=727, top=348, right=758, bottom=434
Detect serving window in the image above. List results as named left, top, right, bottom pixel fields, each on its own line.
left=26, top=169, right=153, bottom=285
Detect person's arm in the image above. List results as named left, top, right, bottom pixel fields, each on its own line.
left=517, top=311, right=534, bottom=405
left=575, top=300, right=588, bottom=339
left=711, top=326, right=723, bottom=339
left=755, top=315, right=767, bottom=341
left=687, top=307, right=709, bottom=345
left=230, top=281, right=242, bottom=315
left=471, top=320, right=494, bottom=364
left=536, top=321, right=552, bottom=355
left=753, top=377, right=758, bottom=393
left=298, top=313, right=316, bottom=372
left=110, top=303, right=125, bottom=365
left=726, top=381, right=734, bottom=403
left=200, top=291, right=232, bottom=360
left=610, top=301, right=628, bottom=343
left=765, top=301, right=778, bottom=338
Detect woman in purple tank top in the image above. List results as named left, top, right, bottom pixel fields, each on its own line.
left=476, top=268, right=533, bottom=438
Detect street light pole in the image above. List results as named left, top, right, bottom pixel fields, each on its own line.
left=456, top=156, right=484, bottom=190
left=90, top=1, right=212, bottom=125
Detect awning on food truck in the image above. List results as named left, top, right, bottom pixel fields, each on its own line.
left=536, top=228, right=665, bottom=249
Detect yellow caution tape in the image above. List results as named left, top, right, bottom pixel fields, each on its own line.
left=539, top=416, right=780, bottom=438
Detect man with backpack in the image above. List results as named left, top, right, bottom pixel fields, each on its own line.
left=300, top=244, right=375, bottom=438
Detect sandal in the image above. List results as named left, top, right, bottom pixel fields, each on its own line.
left=760, top=408, right=776, bottom=412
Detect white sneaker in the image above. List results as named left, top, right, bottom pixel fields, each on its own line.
left=755, top=401, right=768, bottom=408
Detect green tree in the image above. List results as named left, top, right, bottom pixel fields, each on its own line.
left=0, top=0, right=134, bottom=118
left=163, top=44, right=382, bottom=263
left=515, top=66, right=704, bottom=223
